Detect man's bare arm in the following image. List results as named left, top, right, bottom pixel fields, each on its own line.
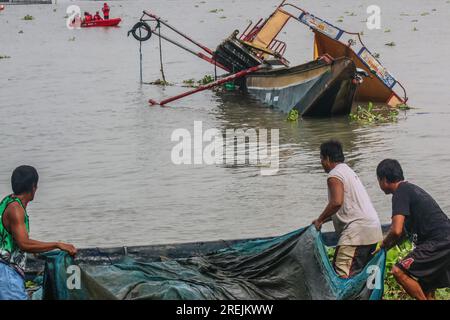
left=312, top=177, right=344, bottom=229
left=5, top=203, right=77, bottom=255
left=381, top=215, right=405, bottom=250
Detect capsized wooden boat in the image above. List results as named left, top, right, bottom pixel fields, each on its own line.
left=213, top=35, right=360, bottom=117
left=239, top=1, right=408, bottom=106
left=245, top=57, right=358, bottom=116
left=131, top=3, right=407, bottom=112
left=81, top=18, right=121, bottom=28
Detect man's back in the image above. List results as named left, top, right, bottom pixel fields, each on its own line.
left=329, top=163, right=382, bottom=246
left=392, top=182, right=450, bottom=244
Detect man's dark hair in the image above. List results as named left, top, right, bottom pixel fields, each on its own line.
left=320, top=140, right=345, bottom=163
left=376, top=159, right=404, bottom=183
left=11, top=165, right=39, bottom=195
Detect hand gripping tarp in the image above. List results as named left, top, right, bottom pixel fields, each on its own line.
left=39, top=226, right=386, bottom=300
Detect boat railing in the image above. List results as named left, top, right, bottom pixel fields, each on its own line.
left=238, top=13, right=288, bottom=60
left=268, top=39, right=287, bottom=57
left=239, top=18, right=264, bottom=42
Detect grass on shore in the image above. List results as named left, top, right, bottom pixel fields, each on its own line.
left=327, top=243, right=450, bottom=300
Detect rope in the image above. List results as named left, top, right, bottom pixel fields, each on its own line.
left=157, top=21, right=166, bottom=84
left=139, top=40, right=143, bottom=84
left=214, top=56, right=217, bottom=81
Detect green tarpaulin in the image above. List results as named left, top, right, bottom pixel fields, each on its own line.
left=37, top=226, right=386, bottom=300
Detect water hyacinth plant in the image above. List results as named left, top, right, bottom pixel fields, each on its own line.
left=286, top=109, right=299, bottom=121
left=198, top=74, right=215, bottom=85
left=182, top=75, right=215, bottom=88
left=349, top=102, right=400, bottom=124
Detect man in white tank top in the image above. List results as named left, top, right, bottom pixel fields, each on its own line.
left=312, top=140, right=383, bottom=278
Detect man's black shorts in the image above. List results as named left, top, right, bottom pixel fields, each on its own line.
left=396, top=240, right=450, bottom=292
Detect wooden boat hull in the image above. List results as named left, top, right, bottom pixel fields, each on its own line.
left=245, top=57, right=357, bottom=117
left=25, top=224, right=390, bottom=277
left=81, top=18, right=121, bottom=28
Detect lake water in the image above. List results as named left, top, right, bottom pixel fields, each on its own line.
left=1, top=0, right=449, bottom=248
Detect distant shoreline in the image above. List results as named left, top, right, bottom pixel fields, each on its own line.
left=0, top=1, right=53, bottom=4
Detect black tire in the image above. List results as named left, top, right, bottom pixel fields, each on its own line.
left=129, top=22, right=152, bottom=42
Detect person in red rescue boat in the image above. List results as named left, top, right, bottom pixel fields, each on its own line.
left=102, top=3, right=110, bottom=20
left=94, top=12, right=103, bottom=21
left=84, top=12, right=93, bottom=23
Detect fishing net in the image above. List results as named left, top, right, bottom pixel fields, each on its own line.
left=36, top=226, right=385, bottom=300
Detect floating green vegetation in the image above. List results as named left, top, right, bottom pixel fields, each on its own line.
left=198, top=74, right=214, bottom=85
left=68, top=36, right=76, bottom=41
left=396, top=103, right=410, bottom=111
left=209, top=8, right=224, bottom=13
left=18, top=30, right=23, bottom=34
left=149, top=79, right=172, bottom=86
left=183, top=78, right=196, bottom=86
left=413, top=26, right=418, bottom=31
left=336, top=18, right=344, bottom=23
left=384, top=28, right=391, bottom=33
left=347, top=12, right=356, bottom=16
left=411, top=19, right=418, bottom=22
left=385, top=41, right=396, bottom=47
left=349, top=102, right=400, bottom=124
left=220, top=16, right=227, bottom=19
left=182, top=75, right=215, bottom=87
left=372, top=52, right=380, bottom=58
left=0, top=55, right=11, bottom=59
left=420, top=12, right=429, bottom=16
left=23, top=14, right=34, bottom=21
left=286, top=109, right=299, bottom=121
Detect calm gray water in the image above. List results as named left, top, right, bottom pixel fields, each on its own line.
left=1, top=0, right=449, bottom=247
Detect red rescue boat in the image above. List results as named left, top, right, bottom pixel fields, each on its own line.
left=81, top=18, right=121, bottom=28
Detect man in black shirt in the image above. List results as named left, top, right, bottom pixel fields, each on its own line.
left=376, top=159, right=450, bottom=300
